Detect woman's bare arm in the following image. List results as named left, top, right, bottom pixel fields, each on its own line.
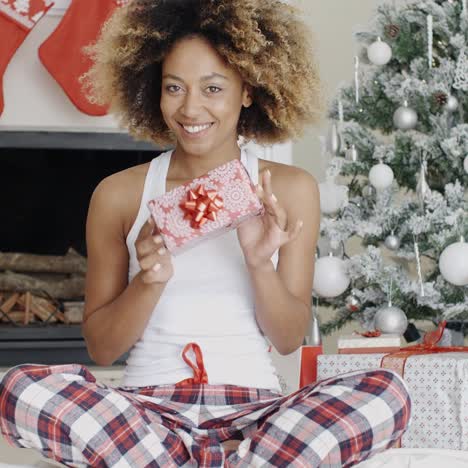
left=249, top=166, right=320, bottom=354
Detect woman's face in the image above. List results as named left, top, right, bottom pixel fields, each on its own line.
left=161, top=36, right=252, bottom=157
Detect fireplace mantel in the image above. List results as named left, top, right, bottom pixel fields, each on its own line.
left=0, top=131, right=167, bottom=151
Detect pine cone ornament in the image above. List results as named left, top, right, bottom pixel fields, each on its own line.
left=433, top=91, right=448, bottom=106
left=385, top=24, right=400, bottom=39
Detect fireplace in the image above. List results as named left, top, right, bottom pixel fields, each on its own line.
left=0, top=131, right=166, bottom=367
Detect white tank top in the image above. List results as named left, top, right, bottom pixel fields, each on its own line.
left=122, top=147, right=281, bottom=392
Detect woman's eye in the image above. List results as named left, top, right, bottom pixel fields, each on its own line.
left=206, top=86, right=222, bottom=93
left=166, top=85, right=181, bottom=93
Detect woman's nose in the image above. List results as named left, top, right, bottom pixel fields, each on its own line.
left=180, top=90, right=202, bottom=117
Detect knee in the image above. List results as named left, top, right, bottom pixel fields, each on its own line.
left=359, top=369, right=412, bottom=427
left=0, top=364, right=35, bottom=394
left=0, top=364, right=50, bottom=409
left=0, top=363, right=95, bottom=403
left=0, top=364, right=35, bottom=422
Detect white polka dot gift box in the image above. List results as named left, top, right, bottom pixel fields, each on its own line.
left=317, top=322, right=468, bottom=450
left=147, top=157, right=264, bottom=255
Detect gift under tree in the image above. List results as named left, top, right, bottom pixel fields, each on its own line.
left=313, top=0, right=468, bottom=342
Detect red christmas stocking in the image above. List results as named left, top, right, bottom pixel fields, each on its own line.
left=38, top=0, right=129, bottom=116
left=0, top=0, right=54, bottom=117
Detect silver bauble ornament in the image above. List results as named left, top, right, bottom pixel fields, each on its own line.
left=385, top=234, right=401, bottom=251
left=345, top=294, right=361, bottom=313
left=326, top=121, right=344, bottom=156
left=374, top=305, right=408, bottom=335
left=464, top=155, right=468, bottom=174
left=345, top=144, right=358, bottom=162
left=393, top=101, right=418, bottom=130
left=444, top=95, right=459, bottom=112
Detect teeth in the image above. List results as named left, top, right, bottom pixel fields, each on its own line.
left=183, top=123, right=212, bottom=134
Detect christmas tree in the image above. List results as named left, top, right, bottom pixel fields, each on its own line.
left=315, top=0, right=468, bottom=339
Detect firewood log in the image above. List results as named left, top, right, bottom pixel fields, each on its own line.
left=0, top=271, right=84, bottom=299
left=0, top=248, right=86, bottom=274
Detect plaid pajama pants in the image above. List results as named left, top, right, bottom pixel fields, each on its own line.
left=0, top=354, right=411, bottom=467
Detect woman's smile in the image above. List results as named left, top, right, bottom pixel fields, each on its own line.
left=178, top=121, right=215, bottom=139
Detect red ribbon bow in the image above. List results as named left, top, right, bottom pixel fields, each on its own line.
left=176, top=343, right=209, bottom=387
left=180, top=184, right=224, bottom=229
left=381, top=320, right=468, bottom=377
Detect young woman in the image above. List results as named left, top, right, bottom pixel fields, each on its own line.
left=0, top=1, right=411, bottom=466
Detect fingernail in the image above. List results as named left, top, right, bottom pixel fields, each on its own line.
left=153, top=235, right=163, bottom=243
left=158, top=247, right=166, bottom=255
left=153, top=263, right=161, bottom=272
left=266, top=169, right=271, bottom=177
left=257, top=184, right=264, bottom=193
left=271, top=193, right=277, bottom=202
left=299, top=220, right=304, bottom=228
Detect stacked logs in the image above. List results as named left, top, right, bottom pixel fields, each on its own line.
left=0, top=248, right=86, bottom=325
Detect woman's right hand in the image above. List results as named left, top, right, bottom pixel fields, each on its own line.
left=135, top=216, right=174, bottom=284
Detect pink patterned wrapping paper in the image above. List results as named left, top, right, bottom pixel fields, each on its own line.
left=147, top=158, right=264, bottom=255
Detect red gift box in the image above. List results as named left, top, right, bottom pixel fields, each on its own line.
left=299, top=345, right=323, bottom=388
left=147, top=159, right=264, bottom=255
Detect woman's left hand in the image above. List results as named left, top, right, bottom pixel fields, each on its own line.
left=237, top=169, right=303, bottom=269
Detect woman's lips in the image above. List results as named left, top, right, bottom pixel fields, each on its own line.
left=178, top=122, right=215, bottom=139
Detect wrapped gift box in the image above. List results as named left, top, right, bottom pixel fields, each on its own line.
left=317, top=352, right=468, bottom=450
left=338, top=333, right=401, bottom=354
left=147, top=159, right=263, bottom=255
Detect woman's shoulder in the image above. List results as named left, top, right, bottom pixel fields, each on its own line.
left=89, top=161, right=153, bottom=238
left=258, top=159, right=319, bottom=200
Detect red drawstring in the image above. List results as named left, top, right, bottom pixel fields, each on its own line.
left=176, top=342, right=209, bottom=386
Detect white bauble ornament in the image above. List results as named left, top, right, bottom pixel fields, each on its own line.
left=369, top=163, right=394, bottom=190
left=463, top=155, right=468, bottom=174
left=367, top=37, right=393, bottom=65
left=439, top=240, right=468, bottom=286
left=374, top=305, right=408, bottom=334
left=444, top=95, right=459, bottom=112
left=318, top=181, right=348, bottom=216
left=385, top=234, right=401, bottom=251
left=393, top=101, right=418, bottom=130
left=313, top=256, right=350, bottom=298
